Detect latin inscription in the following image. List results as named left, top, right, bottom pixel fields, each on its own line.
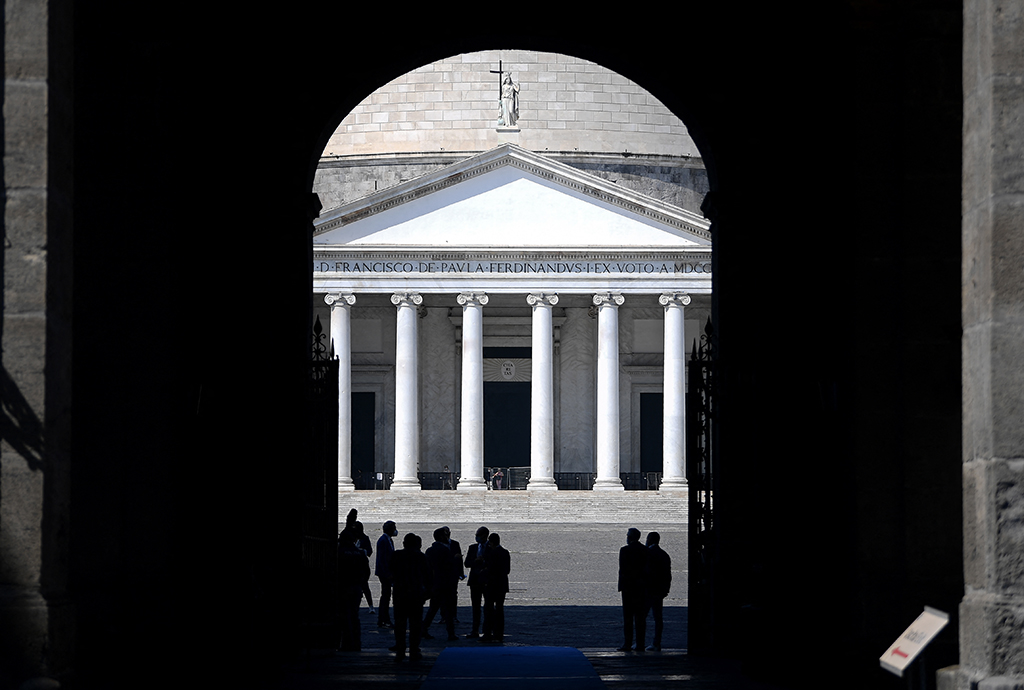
left=314, top=260, right=711, bottom=275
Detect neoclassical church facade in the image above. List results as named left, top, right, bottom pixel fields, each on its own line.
left=311, top=51, right=711, bottom=490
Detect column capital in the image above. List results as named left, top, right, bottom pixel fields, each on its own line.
left=593, top=292, right=625, bottom=307
left=324, top=292, right=356, bottom=307
left=457, top=291, right=489, bottom=307
left=659, top=292, right=691, bottom=307
left=391, top=291, right=423, bottom=307
left=527, top=293, right=559, bottom=307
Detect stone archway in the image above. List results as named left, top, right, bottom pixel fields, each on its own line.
left=0, top=8, right=981, bottom=690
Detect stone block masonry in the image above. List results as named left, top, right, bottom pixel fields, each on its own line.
left=322, top=50, right=699, bottom=158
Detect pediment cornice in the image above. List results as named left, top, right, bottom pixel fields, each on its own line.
left=313, top=143, right=711, bottom=241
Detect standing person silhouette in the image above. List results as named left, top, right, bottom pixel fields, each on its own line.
left=375, top=520, right=398, bottom=628
left=353, top=521, right=375, bottom=614
left=480, top=533, right=510, bottom=643
left=422, top=527, right=459, bottom=641
left=645, top=531, right=671, bottom=651
left=616, top=527, right=650, bottom=652
left=337, top=525, right=370, bottom=651
left=463, top=526, right=489, bottom=638
left=390, top=533, right=429, bottom=662
left=443, top=526, right=465, bottom=624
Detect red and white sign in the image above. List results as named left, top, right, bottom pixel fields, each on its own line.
left=880, top=607, right=949, bottom=677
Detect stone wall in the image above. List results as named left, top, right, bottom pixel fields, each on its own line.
left=961, top=0, right=1024, bottom=687
left=313, top=152, right=709, bottom=216
left=313, top=49, right=709, bottom=217
left=322, top=50, right=699, bottom=158
left=0, top=0, right=74, bottom=685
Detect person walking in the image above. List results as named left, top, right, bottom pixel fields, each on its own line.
left=480, top=533, right=510, bottom=643
left=645, top=531, right=671, bottom=651
left=616, top=527, right=649, bottom=652
left=375, top=520, right=398, bottom=628
left=389, top=533, right=430, bottom=662
left=463, top=526, right=489, bottom=638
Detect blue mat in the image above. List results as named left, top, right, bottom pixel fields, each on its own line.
left=421, top=646, right=604, bottom=690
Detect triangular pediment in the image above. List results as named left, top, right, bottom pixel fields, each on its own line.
left=313, top=144, right=710, bottom=248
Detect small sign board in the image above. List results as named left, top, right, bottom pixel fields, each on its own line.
left=880, top=607, right=949, bottom=677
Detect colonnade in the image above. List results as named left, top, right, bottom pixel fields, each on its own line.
left=325, top=290, right=691, bottom=491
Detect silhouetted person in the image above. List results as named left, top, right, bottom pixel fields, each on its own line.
left=444, top=525, right=465, bottom=623
left=480, top=532, right=510, bottom=642
left=354, top=521, right=375, bottom=613
left=390, top=533, right=429, bottom=662
left=338, top=524, right=370, bottom=651
left=375, top=520, right=398, bottom=628
left=645, top=531, right=671, bottom=651
left=617, top=527, right=649, bottom=651
left=463, top=526, right=490, bottom=638
left=423, top=527, right=459, bottom=641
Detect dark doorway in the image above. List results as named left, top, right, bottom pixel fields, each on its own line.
left=352, top=392, right=375, bottom=487
left=640, top=392, right=663, bottom=473
left=484, top=381, right=531, bottom=467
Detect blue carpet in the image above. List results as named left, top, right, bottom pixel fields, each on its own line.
left=421, top=646, right=604, bottom=690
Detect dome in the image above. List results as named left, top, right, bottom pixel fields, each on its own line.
left=321, top=49, right=699, bottom=158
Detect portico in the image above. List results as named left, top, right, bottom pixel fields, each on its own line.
left=314, top=144, right=712, bottom=491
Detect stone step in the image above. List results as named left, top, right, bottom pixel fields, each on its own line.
left=336, top=490, right=688, bottom=525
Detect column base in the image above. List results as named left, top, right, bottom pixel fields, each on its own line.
left=456, top=478, right=488, bottom=491
left=658, top=477, right=688, bottom=491
left=527, top=477, right=558, bottom=490
left=389, top=477, right=421, bottom=491
left=593, top=478, right=625, bottom=491
left=338, top=478, right=356, bottom=492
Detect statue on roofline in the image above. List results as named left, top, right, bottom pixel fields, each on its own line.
left=498, top=73, right=520, bottom=128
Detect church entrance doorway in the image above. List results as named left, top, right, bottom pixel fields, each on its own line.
left=482, top=347, right=532, bottom=479
left=352, top=392, right=375, bottom=488
left=483, top=381, right=531, bottom=469
left=640, top=392, right=664, bottom=474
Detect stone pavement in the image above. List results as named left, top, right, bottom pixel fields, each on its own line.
left=277, top=523, right=793, bottom=689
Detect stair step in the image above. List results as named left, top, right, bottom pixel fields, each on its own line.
left=336, top=490, right=689, bottom=525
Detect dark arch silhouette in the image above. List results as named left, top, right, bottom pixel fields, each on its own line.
left=43, top=6, right=966, bottom=690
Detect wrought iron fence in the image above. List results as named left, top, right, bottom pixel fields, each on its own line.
left=482, top=466, right=528, bottom=490
left=354, top=471, right=392, bottom=490
left=619, top=472, right=662, bottom=490
left=687, top=316, right=716, bottom=652
left=554, top=472, right=596, bottom=490
left=302, top=314, right=340, bottom=634
left=417, top=472, right=458, bottom=490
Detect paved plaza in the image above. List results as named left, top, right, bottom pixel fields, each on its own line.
left=358, top=522, right=688, bottom=650
left=277, top=522, right=789, bottom=689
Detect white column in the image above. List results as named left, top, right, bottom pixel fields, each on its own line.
left=326, top=293, right=357, bottom=492
left=593, top=293, right=625, bottom=490
left=660, top=292, right=691, bottom=490
left=457, top=292, right=488, bottom=490
left=390, top=292, right=422, bottom=491
left=527, top=293, right=558, bottom=490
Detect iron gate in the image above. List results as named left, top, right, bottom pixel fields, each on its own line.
left=687, top=317, right=716, bottom=652
left=302, top=315, right=340, bottom=642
